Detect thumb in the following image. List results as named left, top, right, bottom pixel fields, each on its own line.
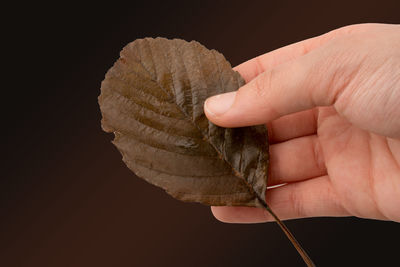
left=204, top=44, right=352, bottom=127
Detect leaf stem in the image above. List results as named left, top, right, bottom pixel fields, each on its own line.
left=257, top=197, right=316, bottom=267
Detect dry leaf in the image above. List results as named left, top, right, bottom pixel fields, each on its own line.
left=99, top=37, right=269, bottom=207
left=98, top=37, right=314, bottom=266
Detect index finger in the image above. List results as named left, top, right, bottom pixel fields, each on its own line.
left=234, top=24, right=361, bottom=82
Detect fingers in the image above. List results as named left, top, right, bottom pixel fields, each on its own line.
left=268, top=135, right=326, bottom=186
left=234, top=34, right=331, bottom=83
left=211, top=175, right=349, bottom=223
left=234, top=23, right=369, bottom=83
left=267, top=108, right=318, bottom=143
left=204, top=24, right=372, bottom=128
left=205, top=41, right=353, bottom=127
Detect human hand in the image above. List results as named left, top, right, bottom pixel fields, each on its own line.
left=204, top=23, right=400, bottom=223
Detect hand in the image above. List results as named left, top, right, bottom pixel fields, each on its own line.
left=204, top=23, right=400, bottom=223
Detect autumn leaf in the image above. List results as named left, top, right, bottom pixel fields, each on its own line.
left=98, top=37, right=314, bottom=267
left=99, top=37, right=269, bottom=207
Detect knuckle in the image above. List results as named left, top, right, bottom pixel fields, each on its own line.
left=288, top=185, right=306, bottom=218
left=313, top=39, right=361, bottom=106
left=312, top=137, right=326, bottom=173
left=328, top=24, right=368, bottom=38
left=253, top=56, right=266, bottom=76
left=252, top=71, right=271, bottom=99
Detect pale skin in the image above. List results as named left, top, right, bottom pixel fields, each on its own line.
left=204, top=23, right=400, bottom=223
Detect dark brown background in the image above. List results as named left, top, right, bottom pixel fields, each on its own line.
left=2, top=1, right=399, bottom=266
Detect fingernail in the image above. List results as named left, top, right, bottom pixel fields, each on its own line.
left=205, top=92, right=236, bottom=116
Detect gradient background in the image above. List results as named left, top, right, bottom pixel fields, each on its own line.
left=2, top=1, right=400, bottom=266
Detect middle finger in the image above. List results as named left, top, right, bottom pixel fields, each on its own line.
left=268, top=134, right=327, bottom=186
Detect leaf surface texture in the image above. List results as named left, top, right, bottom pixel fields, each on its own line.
left=99, top=38, right=269, bottom=207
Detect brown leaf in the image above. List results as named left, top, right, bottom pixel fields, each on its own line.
left=98, top=37, right=269, bottom=207
left=98, top=38, right=315, bottom=266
